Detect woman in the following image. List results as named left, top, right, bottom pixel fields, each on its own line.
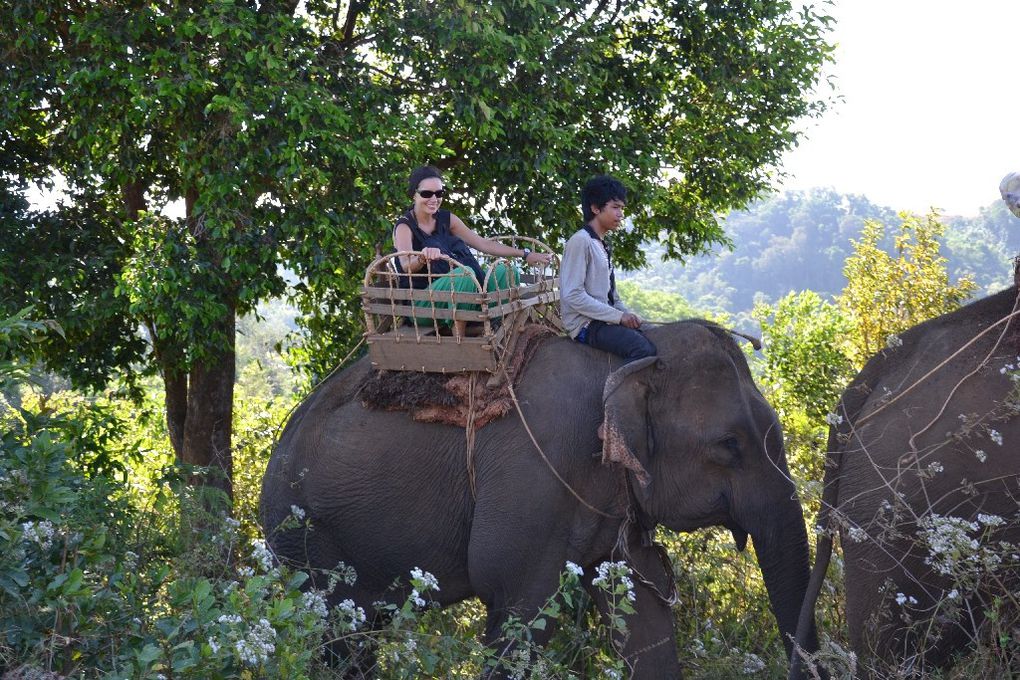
left=393, top=166, right=552, bottom=337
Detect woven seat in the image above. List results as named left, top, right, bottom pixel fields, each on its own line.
left=362, top=236, right=562, bottom=373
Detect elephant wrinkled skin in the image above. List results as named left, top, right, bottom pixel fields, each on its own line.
left=793, top=287, right=1020, bottom=678
left=260, top=320, right=820, bottom=678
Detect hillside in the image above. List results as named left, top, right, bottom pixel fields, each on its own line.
left=620, top=188, right=1017, bottom=321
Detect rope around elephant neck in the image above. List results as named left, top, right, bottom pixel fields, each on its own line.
left=499, top=360, right=680, bottom=609
left=502, top=368, right=624, bottom=519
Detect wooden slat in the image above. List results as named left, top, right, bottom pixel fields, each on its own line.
left=363, top=286, right=489, bottom=305
left=362, top=302, right=489, bottom=322
left=367, top=334, right=496, bottom=373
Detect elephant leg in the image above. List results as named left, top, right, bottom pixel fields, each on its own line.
left=584, top=543, right=682, bottom=680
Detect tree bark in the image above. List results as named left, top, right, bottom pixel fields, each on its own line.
left=163, top=366, right=188, bottom=459
left=181, top=308, right=236, bottom=501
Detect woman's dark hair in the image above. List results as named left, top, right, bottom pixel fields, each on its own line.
left=581, top=175, right=627, bottom=221
left=407, top=165, right=444, bottom=197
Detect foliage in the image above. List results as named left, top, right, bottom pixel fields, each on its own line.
left=2, top=0, right=835, bottom=495
left=616, top=281, right=702, bottom=323
left=838, top=211, right=977, bottom=366
left=753, top=290, right=854, bottom=422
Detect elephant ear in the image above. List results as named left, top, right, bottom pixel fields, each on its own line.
left=601, top=356, right=658, bottom=488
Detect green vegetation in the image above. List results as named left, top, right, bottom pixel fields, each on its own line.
left=2, top=0, right=835, bottom=504
left=7, top=1, right=1017, bottom=677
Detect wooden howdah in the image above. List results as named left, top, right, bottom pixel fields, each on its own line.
left=362, top=236, right=561, bottom=374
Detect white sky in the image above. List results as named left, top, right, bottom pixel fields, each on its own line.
left=778, top=0, right=1020, bottom=216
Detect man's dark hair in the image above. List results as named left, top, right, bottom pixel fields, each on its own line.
left=407, top=165, right=444, bottom=197
left=581, top=175, right=627, bottom=221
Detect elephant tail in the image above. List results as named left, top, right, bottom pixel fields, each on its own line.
left=789, top=528, right=832, bottom=680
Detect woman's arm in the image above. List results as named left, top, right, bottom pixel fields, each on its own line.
left=450, top=214, right=552, bottom=266
left=393, top=223, right=443, bottom=272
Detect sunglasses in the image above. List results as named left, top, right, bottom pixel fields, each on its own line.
left=417, top=189, right=446, bottom=199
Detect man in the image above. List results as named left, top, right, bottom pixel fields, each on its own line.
left=560, top=175, right=656, bottom=362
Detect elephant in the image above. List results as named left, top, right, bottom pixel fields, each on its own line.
left=792, top=286, right=1020, bottom=678
left=260, top=320, right=821, bottom=678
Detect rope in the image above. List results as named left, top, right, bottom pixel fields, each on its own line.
left=503, top=367, right=623, bottom=519
left=905, top=288, right=1020, bottom=451
left=857, top=295, right=1020, bottom=427
left=465, top=373, right=478, bottom=499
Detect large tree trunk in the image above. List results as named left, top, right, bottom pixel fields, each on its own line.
left=163, top=367, right=188, bottom=458
left=181, top=307, right=236, bottom=501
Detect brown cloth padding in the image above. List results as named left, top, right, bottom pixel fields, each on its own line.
left=359, top=323, right=556, bottom=428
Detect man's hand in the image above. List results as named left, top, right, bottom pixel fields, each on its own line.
left=620, top=312, right=642, bottom=329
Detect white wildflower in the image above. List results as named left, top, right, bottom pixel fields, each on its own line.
left=234, top=618, right=277, bottom=667
left=978, top=513, right=1005, bottom=527
left=409, top=588, right=426, bottom=608
left=250, top=539, right=275, bottom=572
left=947, top=589, right=959, bottom=600
left=895, top=593, right=917, bottom=606
left=208, top=637, right=220, bottom=654
left=885, top=334, right=903, bottom=348
left=742, top=652, right=766, bottom=674
left=918, top=514, right=981, bottom=576
left=989, top=429, right=1004, bottom=446
left=592, top=561, right=637, bottom=602
left=301, top=590, right=329, bottom=619
left=290, top=504, right=306, bottom=520
left=404, top=638, right=417, bottom=654
left=21, top=520, right=56, bottom=550
left=410, top=567, right=439, bottom=592
left=218, top=614, right=243, bottom=625
left=926, top=461, right=944, bottom=474
left=238, top=566, right=255, bottom=578
left=825, top=412, right=844, bottom=426
left=975, top=449, right=987, bottom=463
left=848, top=526, right=867, bottom=543
left=565, top=561, right=584, bottom=577
left=336, top=599, right=366, bottom=632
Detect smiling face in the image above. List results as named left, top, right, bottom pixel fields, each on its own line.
left=413, top=177, right=445, bottom=218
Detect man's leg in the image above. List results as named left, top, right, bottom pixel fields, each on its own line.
left=585, top=320, right=657, bottom=362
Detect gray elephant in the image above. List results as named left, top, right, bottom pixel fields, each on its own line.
left=261, top=320, right=821, bottom=678
left=792, top=286, right=1020, bottom=678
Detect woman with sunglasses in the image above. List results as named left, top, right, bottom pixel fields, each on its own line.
left=393, top=165, right=552, bottom=337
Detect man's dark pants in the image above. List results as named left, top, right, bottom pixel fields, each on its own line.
left=578, top=320, right=657, bottom=362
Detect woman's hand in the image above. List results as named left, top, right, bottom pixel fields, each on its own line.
left=525, top=251, right=553, bottom=266
left=420, top=247, right=443, bottom=262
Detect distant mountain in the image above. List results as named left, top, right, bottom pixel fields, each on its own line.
left=620, top=188, right=1016, bottom=323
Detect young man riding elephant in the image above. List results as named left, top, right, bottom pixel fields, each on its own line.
left=560, top=175, right=657, bottom=363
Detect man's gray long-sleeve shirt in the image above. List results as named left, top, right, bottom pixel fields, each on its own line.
left=559, top=227, right=628, bottom=338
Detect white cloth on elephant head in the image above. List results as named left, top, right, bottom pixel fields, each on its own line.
left=1000, top=171, right=1020, bottom=218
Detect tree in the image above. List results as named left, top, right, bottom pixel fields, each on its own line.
left=838, top=211, right=977, bottom=367
left=753, top=290, right=854, bottom=422
left=2, top=1, right=834, bottom=501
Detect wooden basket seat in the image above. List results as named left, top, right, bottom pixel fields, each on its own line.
left=362, top=236, right=561, bottom=373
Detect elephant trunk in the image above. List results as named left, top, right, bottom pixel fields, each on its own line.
left=745, top=497, right=822, bottom=677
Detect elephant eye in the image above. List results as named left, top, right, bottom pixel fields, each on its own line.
left=709, top=435, right=741, bottom=467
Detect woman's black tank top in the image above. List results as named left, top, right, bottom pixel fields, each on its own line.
left=393, top=209, right=485, bottom=288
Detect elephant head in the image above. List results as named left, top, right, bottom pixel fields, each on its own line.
left=600, top=323, right=819, bottom=664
